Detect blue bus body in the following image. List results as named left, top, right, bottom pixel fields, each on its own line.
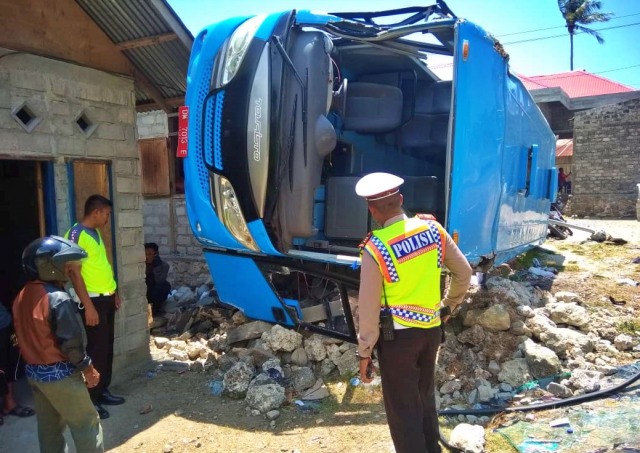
left=182, top=3, right=556, bottom=341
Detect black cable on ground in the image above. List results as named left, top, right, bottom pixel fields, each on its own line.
left=437, top=364, right=640, bottom=451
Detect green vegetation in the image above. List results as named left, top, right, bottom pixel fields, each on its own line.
left=617, top=319, right=640, bottom=336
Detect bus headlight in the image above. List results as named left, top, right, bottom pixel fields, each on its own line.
left=212, top=15, right=265, bottom=88
left=215, top=175, right=259, bottom=251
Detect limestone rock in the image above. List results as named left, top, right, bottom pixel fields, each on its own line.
left=227, top=321, right=272, bottom=345
left=547, top=382, right=573, bottom=398
left=263, top=325, right=303, bottom=352
left=516, top=305, right=534, bottom=318
left=614, top=334, right=634, bottom=351
left=448, top=423, right=485, bottom=453
left=498, top=359, right=531, bottom=387
left=526, top=313, right=557, bottom=337
left=523, top=339, right=562, bottom=379
left=245, top=384, right=286, bottom=413
left=304, top=335, right=327, bottom=362
left=547, top=302, right=589, bottom=327
left=488, top=360, right=501, bottom=376
left=326, top=344, right=342, bottom=365
left=540, top=327, right=594, bottom=358
left=290, top=347, right=309, bottom=366
left=232, top=311, right=249, bottom=326
left=554, top=291, right=583, bottom=304
left=290, top=367, right=316, bottom=392
left=440, top=379, right=462, bottom=395
left=207, top=333, right=228, bottom=352
left=168, top=348, right=189, bottom=362
left=568, top=369, right=602, bottom=393
left=485, top=277, right=538, bottom=306
left=266, top=410, right=280, bottom=420
left=457, top=325, right=486, bottom=346
left=223, top=362, right=254, bottom=397
left=465, top=304, right=511, bottom=331
left=154, top=337, right=169, bottom=349
left=167, top=340, right=188, bottom=350
left=186, top=344, right=208, bottom=361
left=319, top=358, right=336, bottom=376
left=336, top=348, right=359, bottom=376
left=476, top=382, right=497, bottom=403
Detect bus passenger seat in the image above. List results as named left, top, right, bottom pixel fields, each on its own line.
left=400, top=80, right=452, bottom=164
left=341, top=82, right=403, bottom=134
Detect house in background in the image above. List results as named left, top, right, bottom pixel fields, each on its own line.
left=520, top=70, right=639, bottom=175
left=520, top=71, right=640, bottom=217
left=0, top=0, right=191, bottom=371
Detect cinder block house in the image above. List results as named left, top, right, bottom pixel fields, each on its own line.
left=521, top=71, right=640, bottom=217
left=0, top=0, right=191, bottom=370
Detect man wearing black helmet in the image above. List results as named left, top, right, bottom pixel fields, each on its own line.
left=12, top=236, right=103, bottom=453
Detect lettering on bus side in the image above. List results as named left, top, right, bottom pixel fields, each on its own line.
left=253, top=98, right=262, bottom=162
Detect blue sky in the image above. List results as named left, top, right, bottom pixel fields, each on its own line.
left=168, top=0, right=640, bottom=89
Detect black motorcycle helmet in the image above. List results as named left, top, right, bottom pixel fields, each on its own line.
left=22, top=236, right=87, bottom=282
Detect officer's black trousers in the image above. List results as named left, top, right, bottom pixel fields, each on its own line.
left=80, top=295, right=116, bottom=402
left=378, top=326, right=442, bottom=453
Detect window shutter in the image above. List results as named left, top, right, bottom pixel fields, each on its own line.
left=139, top=138, right=170, bottom=196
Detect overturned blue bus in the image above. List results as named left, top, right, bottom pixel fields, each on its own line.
left=181, top=1, right=557, bottom=341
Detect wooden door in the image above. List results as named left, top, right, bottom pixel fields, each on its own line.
left=139, top=138, right=170, bottom=196
left=72, top=160, right=115, bottom=267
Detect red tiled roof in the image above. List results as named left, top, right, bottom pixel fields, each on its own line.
left=519, top=70, right=634, bottom=98
left=556, top=139, right=573, bottom=157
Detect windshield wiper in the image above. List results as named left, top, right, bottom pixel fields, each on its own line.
left=287, top=95, right=297, bottom=190
left=271, top=35, right=308, bottom=166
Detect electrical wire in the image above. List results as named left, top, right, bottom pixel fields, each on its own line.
left=496, top=12, right=640, bottom=37
left=503, top=21, right=640, bottom=45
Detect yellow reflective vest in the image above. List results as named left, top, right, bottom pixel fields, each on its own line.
left=363, top=216, right=447, bottom=329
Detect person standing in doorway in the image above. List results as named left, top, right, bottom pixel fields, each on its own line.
left=65, top=194, right=124, bottom=420
left=355, top=172, right=472, bottom=453
left=13, top=236, right=103, bottom=453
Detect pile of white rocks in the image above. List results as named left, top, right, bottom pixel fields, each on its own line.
left=150, top=275, right=640, bottom=421
left=152, top=315, right=360, bottom=415
left=436, top=276, right=640, bottom=420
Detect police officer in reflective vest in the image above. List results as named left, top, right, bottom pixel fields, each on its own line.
left=355, top=172, right=472, bottom=453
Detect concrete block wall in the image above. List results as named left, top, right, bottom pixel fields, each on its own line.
left=142, top=195, right=210, bottom=288
left=568, top=97, right=640, bottom=218
left=165, top=198, right=210, bottom=288
left=0, top=53, right=149, bottom=371
left=136, top=110, right=167, bottom=139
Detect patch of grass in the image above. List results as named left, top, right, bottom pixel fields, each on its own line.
left=618, top=319, right=640, bottom=336
left=561, top=263, right=581, bottom=272
left=514, top=248, right=548, bottom=270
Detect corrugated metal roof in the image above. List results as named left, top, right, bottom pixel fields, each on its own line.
left=520, top=71, right=634, bottom=99
left=75, top=0, right=193, bottom=111
left=556, top=139, right=573, bottom=158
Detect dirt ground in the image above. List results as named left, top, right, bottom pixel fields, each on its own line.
left=1, top=218, right=638, bottom=453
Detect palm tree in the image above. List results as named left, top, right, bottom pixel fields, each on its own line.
left=557, top=0, right=613, bottom=70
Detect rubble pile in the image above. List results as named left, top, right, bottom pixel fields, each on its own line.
left=149, top=277, right=640, bottom=423
left=436, top=276, right=640, bottom=422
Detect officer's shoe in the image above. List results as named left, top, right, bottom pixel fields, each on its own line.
left=99, top=390, right=125, bottom=406
left=94, top=404, right=110, bottom=420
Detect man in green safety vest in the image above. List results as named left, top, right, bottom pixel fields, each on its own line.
left=66, top=195, right=124, bottom=420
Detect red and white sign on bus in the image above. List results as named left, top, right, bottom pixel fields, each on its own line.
left=176, top=106, right=189, bottom=158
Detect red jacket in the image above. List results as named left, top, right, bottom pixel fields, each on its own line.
left=12, top=281, right=90, bottom=369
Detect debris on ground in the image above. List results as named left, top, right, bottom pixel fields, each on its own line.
left=148, top=272, right=640, bottom=428
left=141, top=224, right=640, bottom=451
